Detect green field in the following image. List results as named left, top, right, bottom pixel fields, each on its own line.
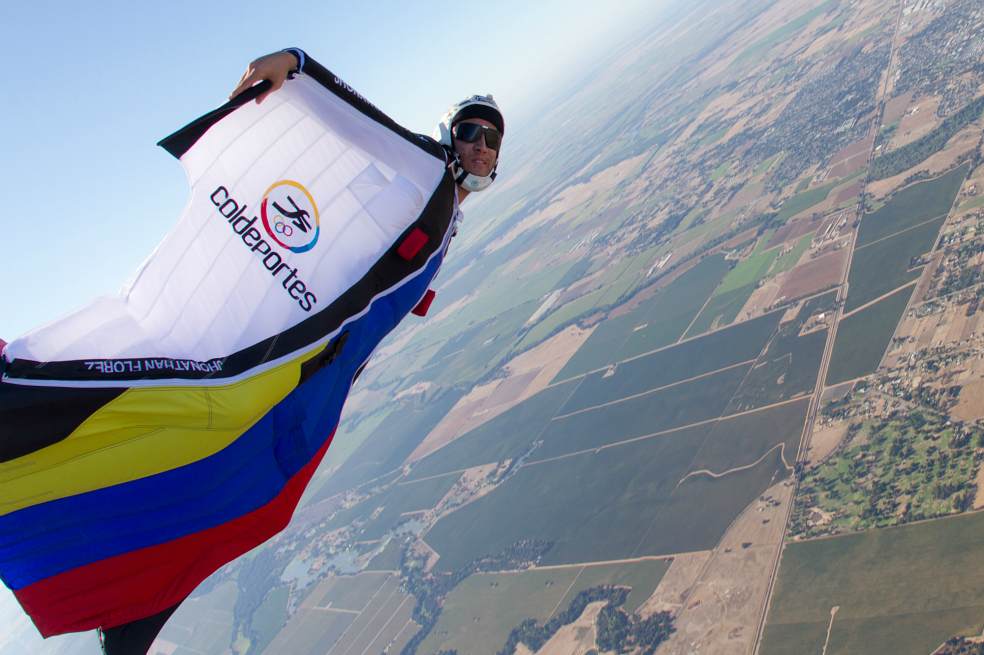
left=690, top=398, right=809, bottom=473
left=426, top=412, right=789, bottom=570
left=561, top=310, right=781, bottom=413
left=732, top=0, right=838, bottom=67
left=553, top=254, right=731, bottom=380
left=617, top=254, right=733, bottom=359
left=249, top=586, right=289, bottom=654
left=686, top=284, right=759, bottom=335
left=761, top=510, right=984, bottom=655
left=352, top=473, right=461, bottom=540
left=367, top=539, right=402, bottom=571
left=264, top=573, right=416, bottom=655
left=770, top=232, right=814, bottom=274
left=419, top=568, right=581, bottom=655
left=406, top=379, right=579, bottom=481
left=827, top=285, right=914, bottom=385
left=845, top=216, right=942, bottom=313
left=686, top=235, right=786, bottom=335
left=535, top=363, right=750, bottom=460
left=159, top=580, right=237, bottom=654
left=314, top=388, right=466, bottom=500
left=776, top=177, right=844, bottom=222
left=857, top=164, right=968, bottom=247
left=420, top=559, right=671, bottom=655
left=728, top=328, right=827, bottom=412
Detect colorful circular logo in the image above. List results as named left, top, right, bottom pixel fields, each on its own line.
left=260, top=180, right=320, bottom=253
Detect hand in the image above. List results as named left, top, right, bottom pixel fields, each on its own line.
left=228, top=51, right=299, bottom=104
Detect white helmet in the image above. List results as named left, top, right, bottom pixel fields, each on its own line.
left=433, top=94, right=504, bottom=193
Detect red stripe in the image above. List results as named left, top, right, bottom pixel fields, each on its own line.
left=411, top=289, right=436, bottom=316
left=15, top=428, right=336, bottom=637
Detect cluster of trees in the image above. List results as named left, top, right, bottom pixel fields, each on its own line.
left=497, top=586, right=631, bottom=654
left=870, top=95, right=984, bottom=181
left=936, top=637, right=984, bottom=655
left=232, top=546, right=290, bottom=655
left=595, top=601, right=675, bottom=655
left=399, top=539, right=554, bottom=655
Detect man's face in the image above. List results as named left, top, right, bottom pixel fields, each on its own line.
left=452, top=118, right=500, bottom=178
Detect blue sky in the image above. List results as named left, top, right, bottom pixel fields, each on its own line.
left=0, top=1, right=663, bottom=340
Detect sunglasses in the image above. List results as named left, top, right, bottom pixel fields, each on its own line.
left=452, top=122, right=502, bottom=151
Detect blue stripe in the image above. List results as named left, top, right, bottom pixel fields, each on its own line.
left=0, top=253, right=440, bottom=589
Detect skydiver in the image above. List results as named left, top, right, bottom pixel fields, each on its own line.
left=229, top=49, right=504, bottom=204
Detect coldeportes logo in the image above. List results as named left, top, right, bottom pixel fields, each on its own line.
left=210, top=184, right=318, bottom=312
left=261, top=180, right=320, bottom=253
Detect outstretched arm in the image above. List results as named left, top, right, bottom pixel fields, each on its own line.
left=228, top=50, right=302, bottom=104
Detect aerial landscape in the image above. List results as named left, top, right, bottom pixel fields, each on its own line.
left=9, top=0, right=984, bottom=654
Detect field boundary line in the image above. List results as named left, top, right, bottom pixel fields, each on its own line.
left=840, top=279, right=917, bottom=318
left=358, top=595, right=413, bottom=655
left=547, top=567, right=585, bottom=619
left=552, top=359, right=755, bottom=420
left=854, top=212, right=948, bottom=251
left=523, top=396, right=808, bottom=468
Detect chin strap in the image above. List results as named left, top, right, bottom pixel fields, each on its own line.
left=446, top=147, right=496, bottom=192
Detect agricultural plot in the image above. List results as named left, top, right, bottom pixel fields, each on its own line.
left=535, top=363, right=750, bottom=461
left=561, top=310, right=781, bottom=414
left=727, top=328, right=827, bottom=412
left=427, top=414, right=789, bottom=570
left=857, top=163, right=969, bottom=247
left=419, top=568, right=581, bottom=655
left=249, top=586, right=290, bottom=655
left=366, top=539, right=402, bottom=571
left=554, top=255, right=731, bottom=380
left=844, top=216, right=943, bottom=313
left=827, top=285, right=914, bottom=385
left=405, top=379, right=579, bottom=481
left=770, top=232, right=814, bottom=275
left=617, top=254, right=732, bottom=359
left=324, top=473, right=460, bottom=540
left=776, top=176, right=844, bottom=222
left=761, top=510, right=984, bottom=655
left=420, top=559, right=671, bottom=655
left=689, top=398, right=809, bottom=474
left=157, top=580, right=237, bottom=655
left=265, top=572, right=416, bottom=655
left=314, top=388, right=466, bottom=500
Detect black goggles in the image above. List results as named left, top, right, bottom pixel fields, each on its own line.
left=452, top=122, right=502, bottom=151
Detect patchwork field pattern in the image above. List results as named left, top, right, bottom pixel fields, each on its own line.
left=761, top=511, right=984, bottom=655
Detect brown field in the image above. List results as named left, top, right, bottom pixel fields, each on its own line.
left=869, top=127, right=981, bottom=200
left=741, top=277, right=784, bottom=320
left=778, top=249, right=847, bottom=300
left=533, top=600, right=608, bottom=655
left=768, top=214, right=823, bottom=248
left=655, top=480, right=795, bottom=655
left=804, top=422, right=849, bottom=467
left=829, top=152, right=868, bottom=179
left=954, top=378, right=984, bottom=423
left=831, top=134, right=875, bottom=163
left=889, top=95, right=942, bottom=150
left=832, top=180, right=863, bottom=205
left=882, top=91, right=915, bottom=125
left=408, top=326, right=591, bottom=461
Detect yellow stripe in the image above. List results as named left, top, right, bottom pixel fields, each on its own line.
left=0, top=345, right=324, bottom=516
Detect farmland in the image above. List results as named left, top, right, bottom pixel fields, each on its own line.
left=554, top=254, right=731, bottom=380
left=405, top=380, right=579, bottom=480
left=561, top=310, right=780, bottom=413
left=827, top=284, right=914, bottom=385
left=426, top=403, right=794, bottom=571
left=845, top=217, right=943, bottom=313
left=857, top=163, right=969, bottom=247
left=535, top=363, right=750, bottom=460
left=418, top=559, right=670, bottom=655
left=761, top=510, right=984, bottom=655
